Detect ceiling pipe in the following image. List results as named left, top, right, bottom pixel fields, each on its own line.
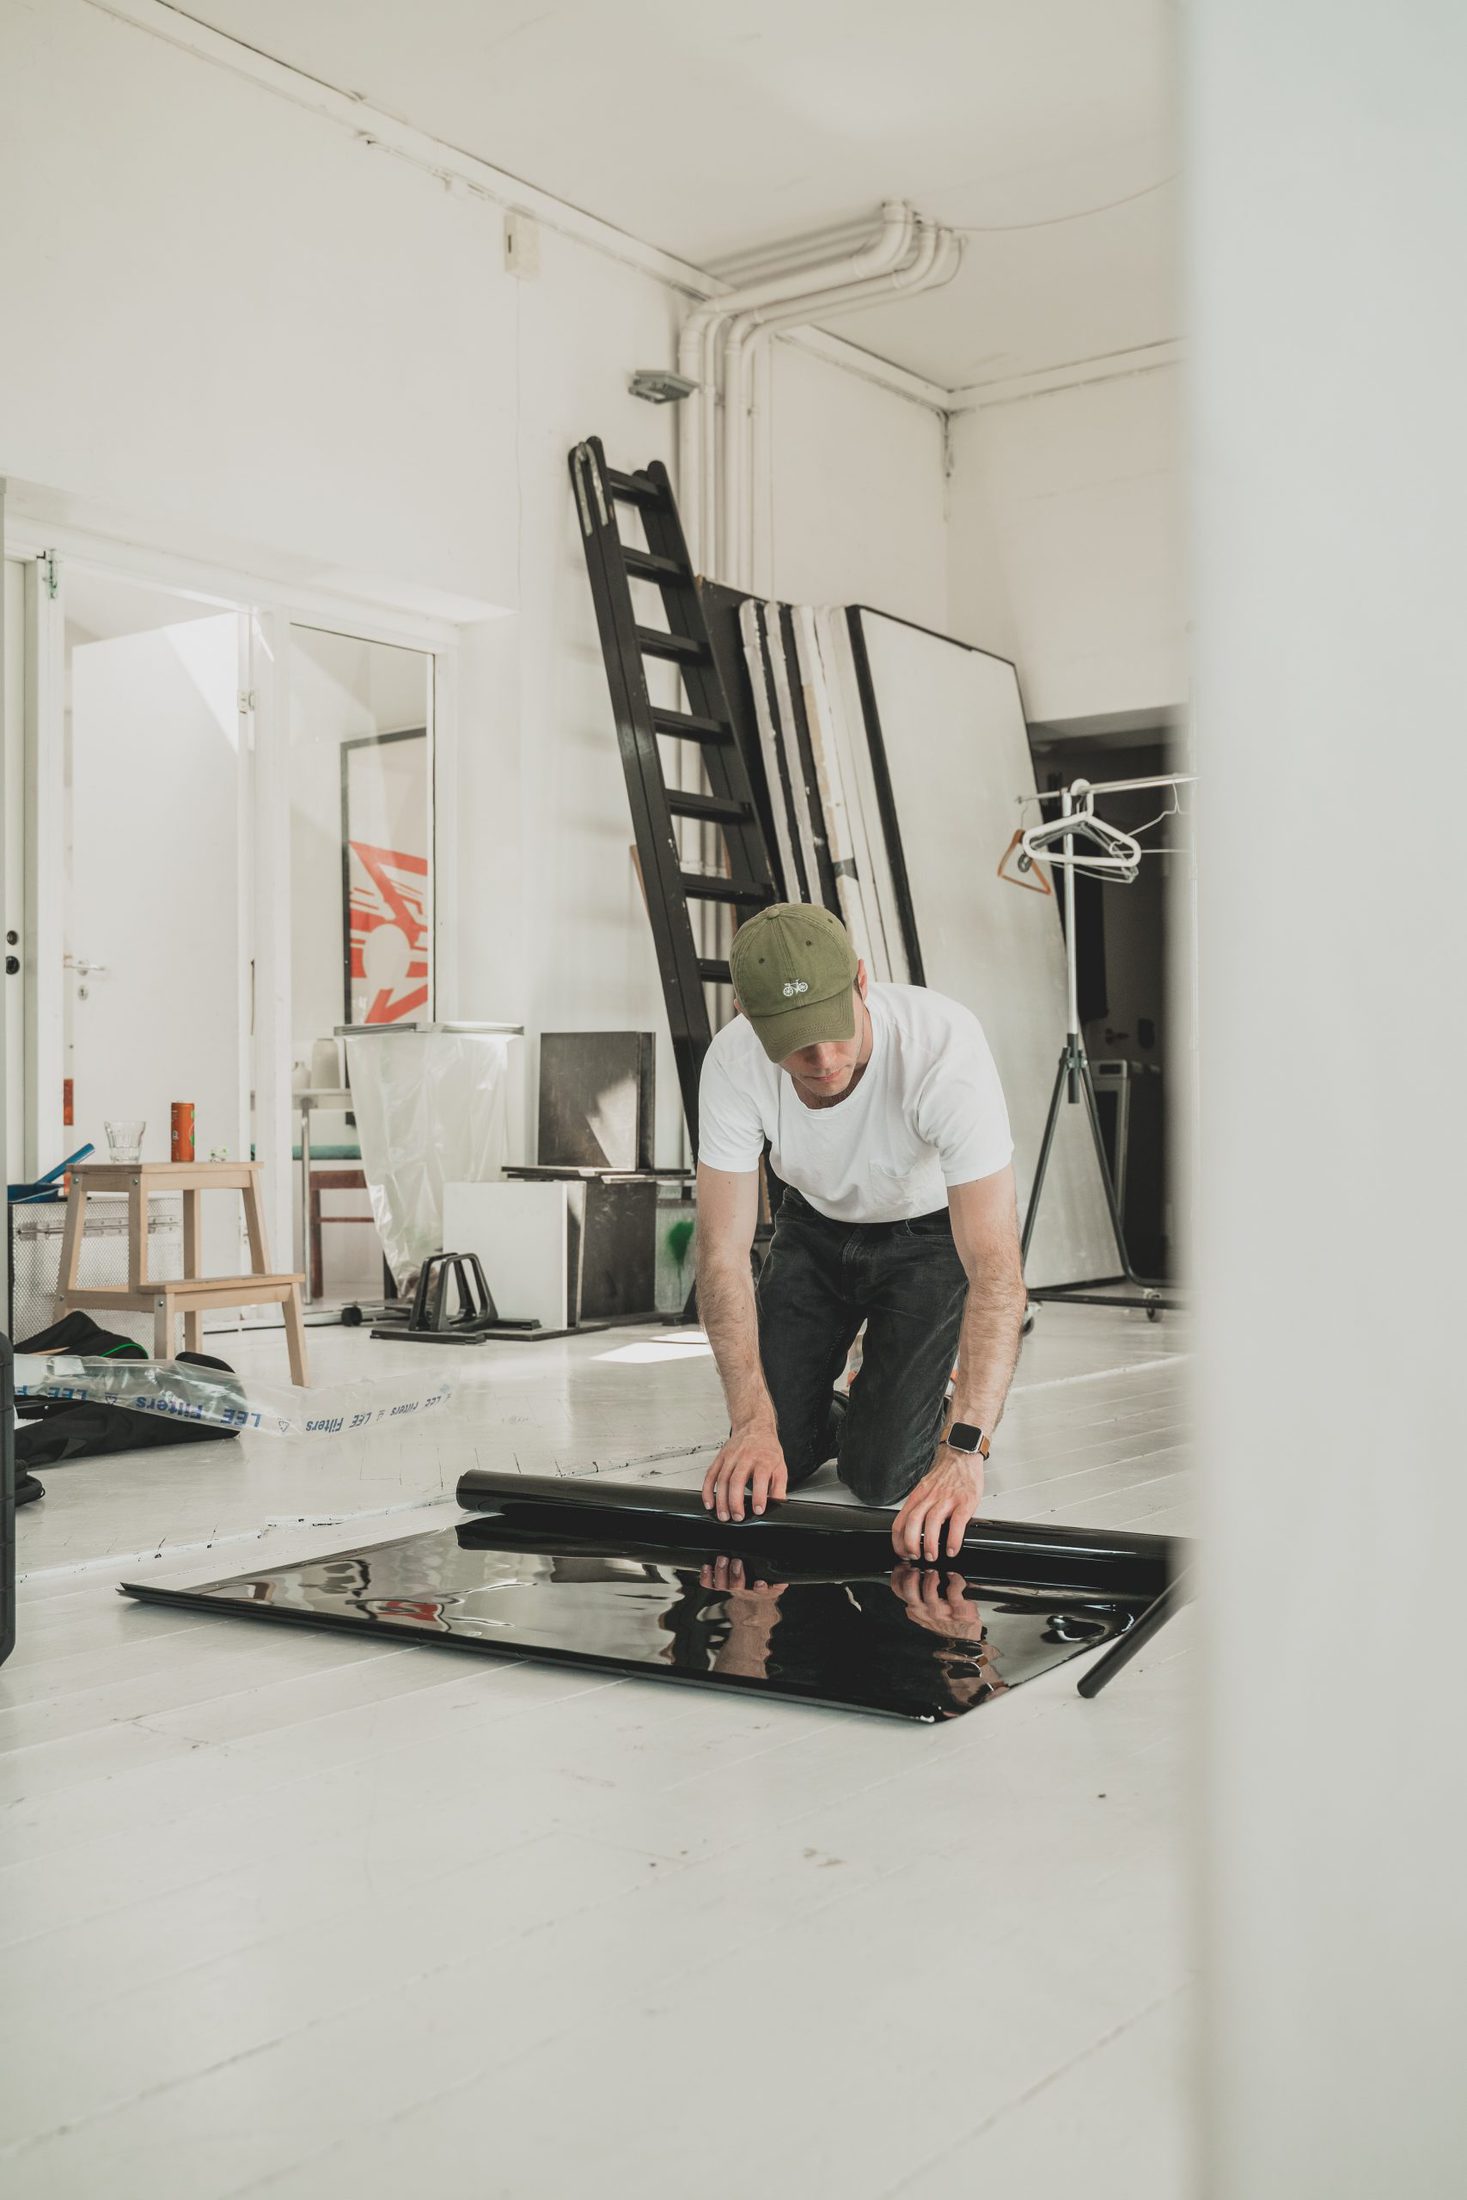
left=694, top=200, right=914, bottom=572
left=753, top=224, right=958, bottom=335
left=717, top=224, right=936, bottom=585
left=709, top=218, right=893, bottom=287
left=676, top=201, right=914, bottom=572
left=724, top=226, right=963, bottom=587
left=720, top=221, right=946, bottom=583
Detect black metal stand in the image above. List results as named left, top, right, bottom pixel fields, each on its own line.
left=1021, top=1034, right=1182, bottom=1317
left=371, top=1251, right=553, bottom=1344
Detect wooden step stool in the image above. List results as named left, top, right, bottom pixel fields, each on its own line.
left=56, top=1161, right=309, bottom=1385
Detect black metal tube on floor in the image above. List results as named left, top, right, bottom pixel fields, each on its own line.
left=1076, top=1576, right=1184, bottom=1698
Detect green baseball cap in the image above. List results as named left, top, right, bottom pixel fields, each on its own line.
left=729, top=902, right=859, bottom=1062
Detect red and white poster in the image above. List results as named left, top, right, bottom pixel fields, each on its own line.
left=342, top=729, right=431, bottom=1025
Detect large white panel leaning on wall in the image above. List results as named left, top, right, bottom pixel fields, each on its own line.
left=744, top=601, right=1114, bottom=1288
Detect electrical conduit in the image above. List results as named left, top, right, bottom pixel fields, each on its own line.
left=676, top=202, right=914, bottom=573
left=722, top=224, right=961, bottom=586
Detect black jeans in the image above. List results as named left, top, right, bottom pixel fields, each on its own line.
left=756, top=1187, right=969, bottom=1507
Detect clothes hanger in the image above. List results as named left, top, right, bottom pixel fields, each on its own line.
left=997, top=826, right=1054, bottom=895
left=1020, top=808, right=1142, bottom=881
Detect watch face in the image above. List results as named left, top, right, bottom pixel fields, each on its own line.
left=947, top=1422, right=983, bottom=1453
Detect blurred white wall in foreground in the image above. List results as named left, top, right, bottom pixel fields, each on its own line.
left=1189, top=1, right=1467, bottom=2193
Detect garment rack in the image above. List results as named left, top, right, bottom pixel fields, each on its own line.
left=1019, top=775, right=1190, bottom=1318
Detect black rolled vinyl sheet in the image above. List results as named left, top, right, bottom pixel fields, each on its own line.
left=456, top=1470, right=1170, bottom=1589
left=120, top=1468, right=1181, bottom=1723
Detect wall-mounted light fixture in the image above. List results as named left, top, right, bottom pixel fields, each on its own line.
left=628, top=368, right=698, bottom=404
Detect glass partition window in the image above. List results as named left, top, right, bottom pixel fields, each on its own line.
left=287, top=625, right=433, bottom=1301
left=288, top=627, right=434, bottom=1070
left=341, top=728, right=431, bottom=1026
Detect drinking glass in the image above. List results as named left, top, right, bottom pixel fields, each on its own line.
left=104, top=1119, right=146, bottom=1163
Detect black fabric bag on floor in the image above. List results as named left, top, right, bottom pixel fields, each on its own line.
left=14, top=1309, right=147, bottom=1391
left=13, top=1309, right=242, bottom=1469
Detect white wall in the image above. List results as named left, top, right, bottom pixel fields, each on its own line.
left=0, top=1, right=518, bottom=613
left=0, top=0, right=950, bottom=1164
left=763, top=342, right=948, bottom=625
left=1190, top=0, right=1467, bottom=2191
left=454, top=229, right=688, bottom=1161
left=948, top=365, right=1185, bottom=725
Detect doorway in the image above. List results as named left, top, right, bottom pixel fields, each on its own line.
left=3, top=538, right=444, bottom=1323
left=1030, top=722, right=1189, bottom=1279
left=62, top=569, right=248, bottom=1277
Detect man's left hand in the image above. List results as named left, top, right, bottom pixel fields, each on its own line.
left=892, top=1450, right=983, bottom=1561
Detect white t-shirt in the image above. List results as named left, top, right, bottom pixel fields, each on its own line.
left=697, top=983, right=1013, bottom=1224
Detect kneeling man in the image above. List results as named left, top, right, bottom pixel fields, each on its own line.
left=696, top=903, right=1026, bottom=1561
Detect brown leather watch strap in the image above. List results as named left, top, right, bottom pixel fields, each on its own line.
left=944, top=1422, right=990, bottom=1459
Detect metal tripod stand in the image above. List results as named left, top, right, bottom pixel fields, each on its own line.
left=1020, top=786, right=1183, bottom=1317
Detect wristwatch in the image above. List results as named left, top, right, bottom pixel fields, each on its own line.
left=944, top=1421, right=990, bottom=1460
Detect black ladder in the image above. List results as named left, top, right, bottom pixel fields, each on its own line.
left=570, top=438, right=775, bottom=1150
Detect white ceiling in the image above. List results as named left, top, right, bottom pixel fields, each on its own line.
left=177, top=0, right=1178, bottom=387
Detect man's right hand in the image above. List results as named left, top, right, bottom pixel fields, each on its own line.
left=702, top=1422, right=789, bottom=1522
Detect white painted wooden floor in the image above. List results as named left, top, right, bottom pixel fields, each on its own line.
left=0, top=1303, right=1195, bottom=2198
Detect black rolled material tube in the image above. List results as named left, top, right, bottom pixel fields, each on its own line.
left=453, top=1468, right=1177, bottom=1598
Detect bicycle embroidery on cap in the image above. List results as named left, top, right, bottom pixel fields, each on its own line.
left=782, top=980, right=809, bottom=997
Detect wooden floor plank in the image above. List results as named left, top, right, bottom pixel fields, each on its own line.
left=0, top=1307, right=1194, bottom=2192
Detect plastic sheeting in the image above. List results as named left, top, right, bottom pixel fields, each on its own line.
left=13, top=1355, right=454, bottom=1438
left=345, top=1030, right=510, bottom=1292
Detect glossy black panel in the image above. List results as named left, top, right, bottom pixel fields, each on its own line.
left=123, top=1477, right=1176, bottom=1721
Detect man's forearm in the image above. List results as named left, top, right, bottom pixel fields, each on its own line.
left=948, top=1264, right=1026, bottom=1437
left=697, top=1250, right=775, bottom=1431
